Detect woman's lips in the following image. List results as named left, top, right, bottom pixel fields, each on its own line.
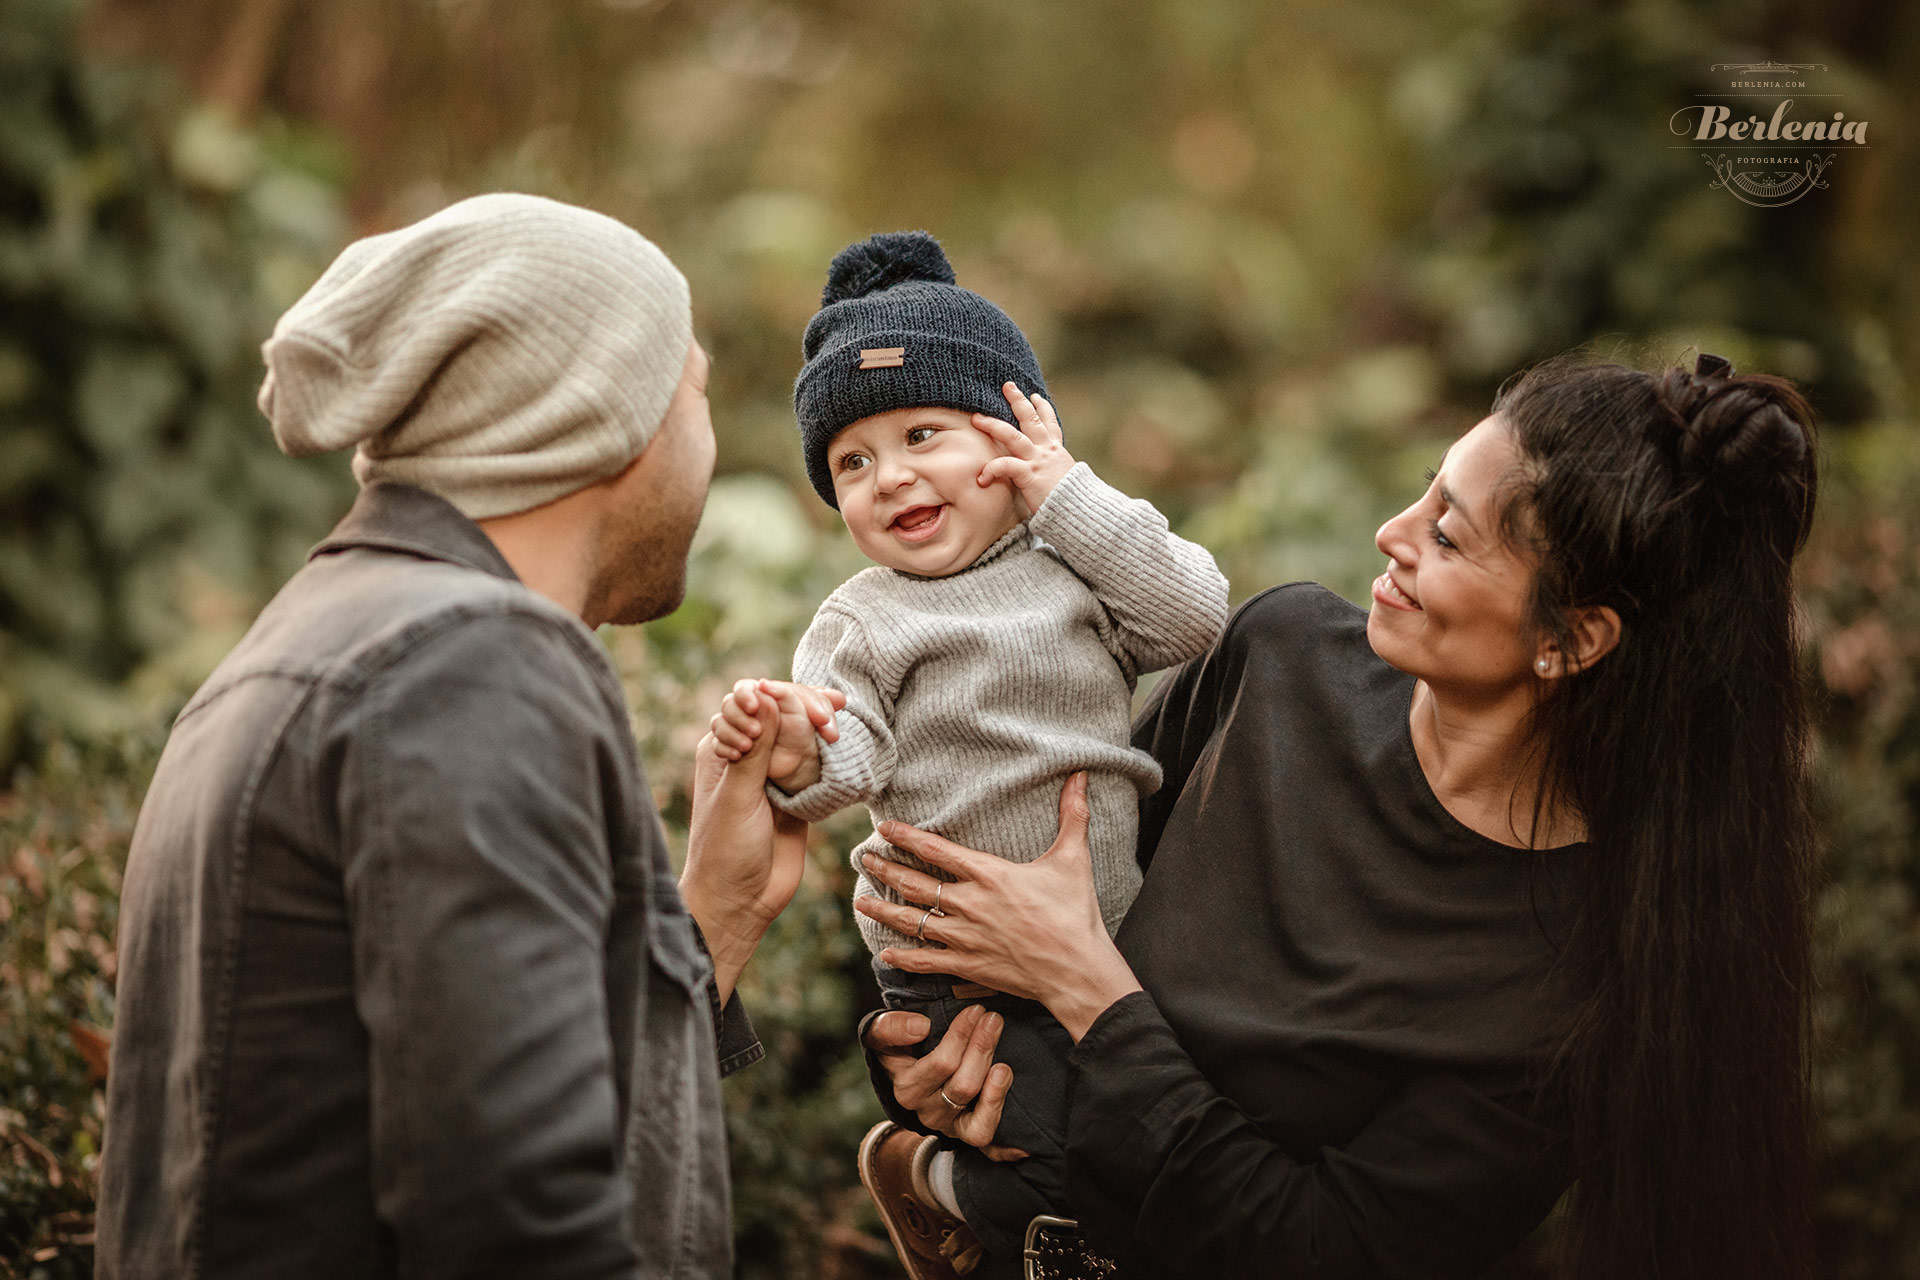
left=889, top=504, right=947, bottom=543
left=1372, top=571, right=1422, bottom=611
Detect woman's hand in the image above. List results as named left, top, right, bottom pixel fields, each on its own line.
left=854, top=773, right=1144, bottom=1040
left=680, top=685, right=840, bottom=1001
left=865, top=1006, right=1029, bottom=1162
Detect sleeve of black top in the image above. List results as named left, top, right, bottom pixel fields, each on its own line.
left=1130, top=593, right=1253, bottom=875
left=1064, top=993, right=1573, bottom=1280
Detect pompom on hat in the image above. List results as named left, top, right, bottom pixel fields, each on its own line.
left=259, top=193, right=692, bottom=520
left=793, top=230, right=1049, bottom=507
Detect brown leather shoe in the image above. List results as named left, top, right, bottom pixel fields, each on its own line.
left=857, top=1121, right=986, bottom=1279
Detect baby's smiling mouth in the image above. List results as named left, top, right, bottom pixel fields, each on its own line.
left=888, top=504, right=947, bottom=542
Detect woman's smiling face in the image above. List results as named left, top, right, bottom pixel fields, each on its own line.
left=827, top=406, right=1023, bottom=577
left=1367, top=414, right=1542, bottom=695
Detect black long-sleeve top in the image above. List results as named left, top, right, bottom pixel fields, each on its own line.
left=1064, top=583, right=1585, bottom=1278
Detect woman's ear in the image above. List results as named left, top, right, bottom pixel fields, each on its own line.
left=1536, top=605, right=1622, bottom=678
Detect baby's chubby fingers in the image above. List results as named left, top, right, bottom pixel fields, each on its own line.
left=757, top=679, right=845, bottom=743
left=709, top=712, right=755, bottom=759
left=718, top=691, right=765, bottom=739
left=974, top=453, right=1032, bottom=490
left=969, top=411, right=1037, bottom=457
left=998, top=381, right=1061, bottom=442
left=1027, top=391, right=1064, bottom=441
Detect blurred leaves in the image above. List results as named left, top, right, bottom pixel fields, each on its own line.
left=0, top=731, right=152, bottom=1279
left=0, top=0, right=1915, bottom=1276
left=0, top=0, right=353, bottom=766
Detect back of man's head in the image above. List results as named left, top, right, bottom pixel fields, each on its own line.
left=259, top=193, right=690, bottom=520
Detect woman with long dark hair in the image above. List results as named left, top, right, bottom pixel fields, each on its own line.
left=841, top=353, right=1818, bottom=1279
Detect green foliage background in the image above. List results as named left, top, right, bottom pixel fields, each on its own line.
left=3, top=0, right=1917, bottom=1275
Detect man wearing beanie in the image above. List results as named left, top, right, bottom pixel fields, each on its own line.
left=97, top=194, right=813, bottom=1280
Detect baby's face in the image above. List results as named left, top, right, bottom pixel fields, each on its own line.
left=827, top=406, right=1022, bottom=577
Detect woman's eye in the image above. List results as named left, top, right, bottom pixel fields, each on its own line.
left=1427, top=518, right=1455, bottom=550
left=906, top=426, right=937, bottom=445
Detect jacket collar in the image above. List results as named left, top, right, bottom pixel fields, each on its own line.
left=310, top=482, right=520, bottom=582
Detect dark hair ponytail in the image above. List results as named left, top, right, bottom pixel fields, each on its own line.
left=1493, top=355, right=1817, bottom=1280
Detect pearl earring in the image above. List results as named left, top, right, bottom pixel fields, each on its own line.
left=1536, top=658, right=1549, bottom=674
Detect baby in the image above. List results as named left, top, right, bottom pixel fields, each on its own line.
left=707, top=231, right=1229, bottom=1266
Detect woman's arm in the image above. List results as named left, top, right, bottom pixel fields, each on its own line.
left=1064, top=994, right=1571, bottom=1279
left=857, top=783, right=1572, bottom=1279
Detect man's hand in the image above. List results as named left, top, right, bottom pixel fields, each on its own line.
left=709, top=678, right=838, bottom=793
left=681, top=683, right=841, bottom=1001
left=973, top=382, right=1074, bottom=517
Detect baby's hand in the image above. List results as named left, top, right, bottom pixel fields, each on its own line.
left=710, top=678, right=845, bottom=794
left=972, top=383, right=1075, bottom=517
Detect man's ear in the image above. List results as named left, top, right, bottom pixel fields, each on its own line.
left=1534, top=606, right=1622, bottom=679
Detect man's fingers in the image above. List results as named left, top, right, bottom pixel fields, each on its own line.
left=716, top=695, right=784, bottom=785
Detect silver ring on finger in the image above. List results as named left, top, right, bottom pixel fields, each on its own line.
left=939, top=1088, right=964, bottom=1112
left=914, top=907, right=937, bottom=940
left=931, top=882, right=944, bottom=916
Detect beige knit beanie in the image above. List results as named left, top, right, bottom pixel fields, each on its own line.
left=259, top=193, right=692, bottom=520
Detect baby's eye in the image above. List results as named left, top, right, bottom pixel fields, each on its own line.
left=836, top=452, right=868, bottom=473
left=906, top=426, right=937, bottom=446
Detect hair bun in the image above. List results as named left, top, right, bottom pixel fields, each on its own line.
left=1656, top=366, right=1818, bottom=546
left=822, top=230, right=956, bottom=305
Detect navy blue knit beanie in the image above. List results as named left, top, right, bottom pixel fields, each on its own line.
left=793, top=230, right=1049, bottom=507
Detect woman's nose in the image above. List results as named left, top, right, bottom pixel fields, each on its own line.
left=1376, top=504, right=1419, bottom=563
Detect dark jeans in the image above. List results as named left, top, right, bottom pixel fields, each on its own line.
left=873, top=961, right=1075, bottom=1261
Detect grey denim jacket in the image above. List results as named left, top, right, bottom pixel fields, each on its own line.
left=97, top=483, right=761, bottom=1279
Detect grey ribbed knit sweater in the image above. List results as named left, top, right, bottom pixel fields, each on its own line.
left=771, top=462, right=1230, bottom=955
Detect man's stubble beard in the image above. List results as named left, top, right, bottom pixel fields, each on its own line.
left=593, top=477, right=710, bottom=627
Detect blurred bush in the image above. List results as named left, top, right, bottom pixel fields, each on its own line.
left=0, top=0, right=352, bottom=767
left=3, top=0, right=1918, bottom=1276
left=1803, top=424, right=1920, bottom=1277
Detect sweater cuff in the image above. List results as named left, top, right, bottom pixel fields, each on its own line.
left=1027, top=461, right=1135, bottom=563
left=766, top=716, right=869, bottom=821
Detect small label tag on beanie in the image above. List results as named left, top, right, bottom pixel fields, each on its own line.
left=858, top=346, right=906, bottom=369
